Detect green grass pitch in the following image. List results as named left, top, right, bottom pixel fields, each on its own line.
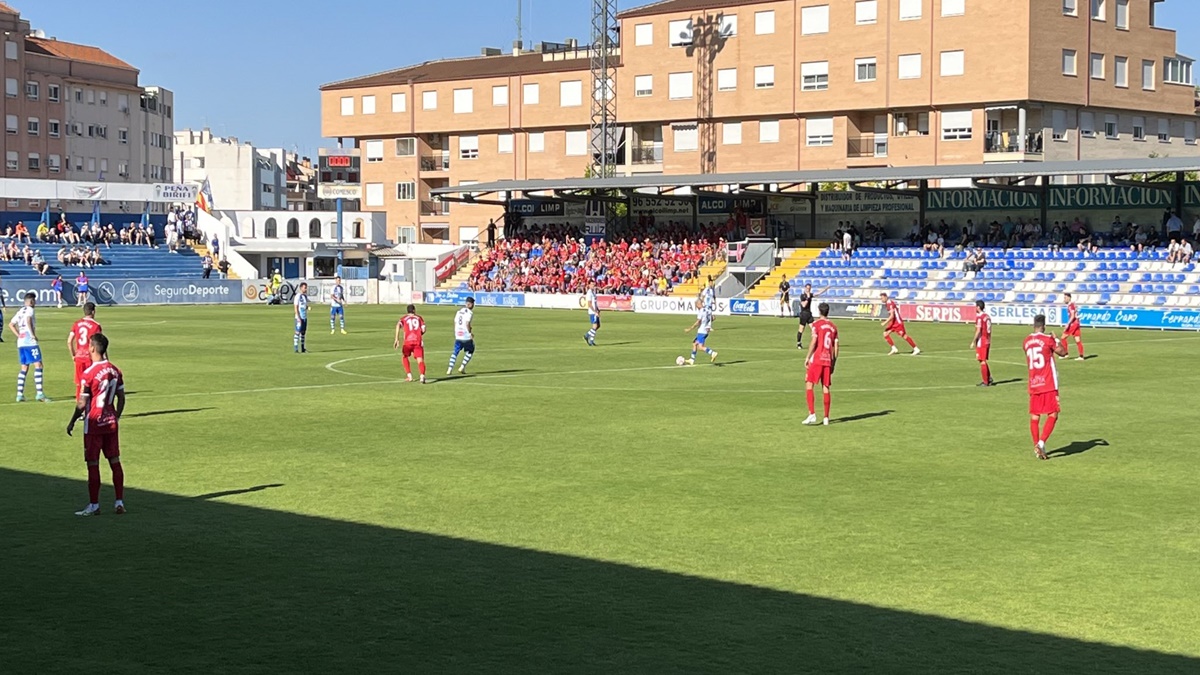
left=2, top=303, right=1198, bottom=674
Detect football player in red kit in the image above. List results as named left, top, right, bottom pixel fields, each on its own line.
left=972, top=300, right=994, bottom=387
left=67, top=333, right=126, bottom=515
left=880, top=293, right=920, bottom=356
left=394, top=304, right=428, bottom=384
left=1024, top=314, right=1069, bottom=460
left=803, top=303, right=839, bottom=426
left=1061, top=293, right=1085, bottom=361
left=67, top=302, right=102, bottom=387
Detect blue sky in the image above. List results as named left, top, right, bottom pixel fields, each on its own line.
left=17, top=0, right=1200, bottom=159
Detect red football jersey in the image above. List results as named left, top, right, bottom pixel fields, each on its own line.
left=809, top=318, right=839, bottom=366
left=975, top=312, right=992, bottom=347
left=69, top=317, right=102, bottom=360
left=1023, top=333, right=1059, bottom=395
left=886, top=299, right=902, bottom=323
left=79, top=360, right=124, bottom=434
left=399, top=314, right=426, bottom=345
left=1066, top=302, right=1079, bottom=325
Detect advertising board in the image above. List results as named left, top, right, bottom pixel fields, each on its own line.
left=86, top=279, right=243, bottom=305
left=632, top=295, right=731, bottom=315
left=423, top=290, right=525, bottom=307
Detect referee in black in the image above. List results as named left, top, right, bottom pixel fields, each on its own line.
left=778, top=279, right=792, bottom=317
left=796, top=283, right=826, bottom=349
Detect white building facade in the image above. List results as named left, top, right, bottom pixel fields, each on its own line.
left=174, top=128, right=286, bottom=211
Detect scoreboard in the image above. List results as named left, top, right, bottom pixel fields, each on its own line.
left=319, top=153, right=360, bottom=184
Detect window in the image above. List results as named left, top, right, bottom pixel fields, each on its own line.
left=668, top=72, right=694, bottom=99
left=669, top=19, right=693, bottom=46
left=116, top=92, right=126, bottom=111
left=754, top=65, right=775, bottom=89
left=49, top=120, right=60, bottom=138
left=75, top=156, right=83, bottom=171
left=27, top=153, right=39, bottom=171
left=1063, top=49, right=1077, bottom=76
left=365, top=140, right=384, bottom=162
left=1165, top=57, right=1193, bottom=85
left=86, top=89, right=94, bottom=104
left=1090, top=53, right=1104, bottom=79
left=723, top=121, right=742, bottom=145
left=1105, top=113, right=1118, bottom=139
left=100, top=90, right=108, bottom=106
left=942, top=0, right=965, bottom=16
left=635, top=74, right=653, bottom=97
left=801, top=5, right=829, bottom=35
left=1091, top=0, right=1104, bottom=20
left=759, top=119, right=780, bottom=143
left=755, top=10, right=775, bottom=34
left=49, top=154, right=60, bottom=173
left=717, top=68, right=737, bottom=91
left=1185, top=121, right=1196, bottom=145
left=523, top=82, right=539, bottom=105
left=856, top=0, right=878, bottom=24
left=899, top=0, right=922, bottom=20
left=396, top=182, right=416, bottom=201
left=422, top=90, right=437, bottom=110
left=940, top=50, right=964, bottom=77
left=634, top=23, right=653, bottom=46
left=1142, top=60, right=1156, bottom=89
left=4, top=40, right=15, bottom=60
left=392, top=92, right=407, bottom=112
left=5, top=77, right=16, bottom=97
left=855, top=57, right=877, bottom=82
left=720, top=14, right=737, bottom=37
left=453, top=88, right=473, bottom=114
left=25, top=80, right=37, bottom=100
left=100, top=158, right=108, bottom=173
left=898, top=53, right=922, bottom=79
left=4, top=114, right=15, bottom=134
left=73, top=87, right=82, bottom=102
left=801, top=61, right=829, bottom=90
left=1132, top=116, right=1145, bottom=140
left=529, top=132, right=544, bottom=153
left=5, top=151, right=15, bottom=170
left=1063, top=0, right=1077, bottom=15
left=362, top=95, right=375, bottom=114
left=365, top=183, right=384, bottom=207
left=1114, top=56, right=1128, bottom=87
left=1158, top=118, right=1170, bottom=142
left=940, top=110, right=973, bottom=140
left=565, top=130, right=588, bottom=156
left=498, top=133, right=514, bottom=153
left=26, top=117, right=38, bottom=136
left=673, top=123, right=698, bottom=151
left=560, top=80, right=582, bottom=107
left=459, top=135, right=479, bottom=160
left=1049, top=109, right=1067, bottom=141
left=1080, top=111, right=1096, bottom=137
left=49, top=84, right=59, bottom=102
left=492, top=85, right=508, bottom=106
left=340, top=96, right=353, bottom=115
left=389, top=138, right=413, bottom=157
left=806, top=117, right=834, bottom=146
left=1115, top=0, right=1128, bottom=28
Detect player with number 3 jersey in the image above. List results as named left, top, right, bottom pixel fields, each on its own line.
left=1024, top=314, right=1068, bottom=460
left=68, top=302, right=102, bottom=387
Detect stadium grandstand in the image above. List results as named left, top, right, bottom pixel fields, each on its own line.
left=433, top=157, right=1200, bottom=311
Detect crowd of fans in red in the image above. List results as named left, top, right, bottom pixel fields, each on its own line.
left=467, top=219, right=729, bottom=295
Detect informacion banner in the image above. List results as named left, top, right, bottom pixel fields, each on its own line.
left=86, top=279, right=243, bottom=305
left=423, top=290, right=525, bottom=307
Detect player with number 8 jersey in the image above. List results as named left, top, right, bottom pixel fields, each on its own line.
left=1024, top=314, right=1068, bottom=460
left=68, top=302, right=102, bottom=387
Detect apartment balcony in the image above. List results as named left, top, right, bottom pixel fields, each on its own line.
left=420, top=152, right=450, bottom=173
left=983, top=128, right=1044, bottom=162
left=420, top=200, right=449, bottom=217
left=846, top=135, right=889, bottom=166
left=631, top=145, right=663, bottom=165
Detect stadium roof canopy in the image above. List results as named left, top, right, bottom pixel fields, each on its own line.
left=430, top=157, right=1200, bottom=200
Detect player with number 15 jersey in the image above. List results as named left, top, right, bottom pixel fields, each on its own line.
left=1024, top=314, right=1068, bottom=460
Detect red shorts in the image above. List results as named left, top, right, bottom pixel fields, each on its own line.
left=886, top=322, right=906, bottom=335
left=1064, top=322, right=1081, bottom=338
left=84, top=430, right=120, bottom=462
left=806, top=362, right=832, bottom=387
left=402, top=343, right=424, bottom=359
left=74, top=357, right=91, bottom=386
left=976, top=344, right=990, bottom=361
left=1029, top=392, right=1061, bottom=416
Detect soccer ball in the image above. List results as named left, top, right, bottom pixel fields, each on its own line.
left=676, top=355, right=686, bottom=366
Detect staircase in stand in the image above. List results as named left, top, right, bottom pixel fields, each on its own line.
left=671, top=259, right=728, bottom=297
left=744, top=248, right=824, bottom=299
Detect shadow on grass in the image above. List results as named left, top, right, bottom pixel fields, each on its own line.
left=990, top=379, right=1023, bottom=387
left=193, top=483, right=285, bottom=500
left=125, top=408, right=215, bottom=419
left=1047, top=438, right=1110, bottom=459
left=833, top=410, right=894, bottom=424
left=2, top=467, right=1193, bottom=674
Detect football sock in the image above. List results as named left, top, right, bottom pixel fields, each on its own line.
left=330, top=317, right=335, bottom=330
left=690, top=350, right=697, bottom=360
left=462, top=351, right=474, bottom=366
left=587, top=329, right=597, bottom=341
left=806, top=389, right=816, bottom=415
left=705, top=348, right=715, bottom=355
left=87, top=463, right=101, bottom=504
left=1076, top=340, right=1085, bottom=358
left=885, top=336, right=895, bottom=347
left=448, top=347, right=461, bottom=370
left=16, top=370, right=25, bottom=396
left=402, top=357, right=412, bottom=376
left=293, top=333, right=300, bottom=351
left=111, top=461, right=124, bottom=501
left=905, top=336, right=918, bottom=348
left=418, top=361, right=426, bottom=376
left=300, top=335, right=306, bottom=351
left=34, top=367, right=43, bottom=394
left=1040, top=416, right=1058, bottom=443
left=981, top=363, right=991, bottom=382
left=823, top=393, right=831, bottom=418
left=1029, top=419, right=1041, bottom=445
left=796, top=331, right=803, bottom=346
left=1060, top=337, right=1068, bottom=352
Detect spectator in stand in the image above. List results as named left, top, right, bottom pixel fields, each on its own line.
left=36, top=222, right=51, bottom=243
left=842, top=228, right=853, bottom=261
left=30, top=249, right=50, bottom=275
left=1192, top=215, right=1200, bottom=243
left=1167, top=237, right=1183, bottom=264
left=210, top=234, right=220, bottom=258
left=1132, top=224, right=1148, bottom=253
left=1166, top=210, right=1184, bottom=243
left=218, top=257, right=230, bottom=279
left=14, top=221, right=30, bottom=243
left=202, top=253, right=214, bottom=279
left=1182, top=238, right=1194, bottom=264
